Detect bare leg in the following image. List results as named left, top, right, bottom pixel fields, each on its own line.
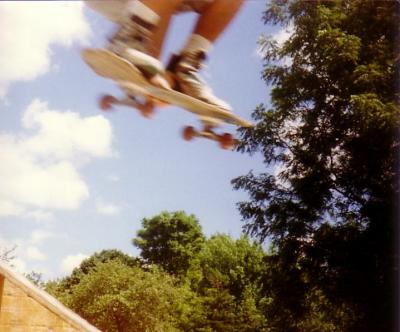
left=166, top=0, right=245, bottom=110
left=193, top=0, right=244, bottom=43
left=130, top=0, right=244, bottom=57
left=140, top=0, right=185, bottom=58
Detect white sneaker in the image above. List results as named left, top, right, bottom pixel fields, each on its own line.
left=108, top=14, right=164, bottom=78
left=167, top=51, right=232, bottom=111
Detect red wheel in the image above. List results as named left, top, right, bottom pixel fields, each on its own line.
left=219, top=133, right=234, bottom=150
left=99, top=95, right=117, bottom=111
left=182, top=126, right=196, bottom=141
left=139, top=103, right=155, bottom=118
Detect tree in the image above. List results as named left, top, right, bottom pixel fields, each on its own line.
left=0, top=245, right=17, bottom=263
left=187, top=234, right=268, bottom=331
left=25, top=271, right=45, bottom=288
left=48, top=249, right=140, bottom=294
left=233, top=1, right=399, bottom=331
left=189, top=235, right=265, bottom=298
left=49, top=260, right=188, bottom=332
left=133, top=211, right=205, bottom=275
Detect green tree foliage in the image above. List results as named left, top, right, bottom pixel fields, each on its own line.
left=50, top=260, right=187, bottom=332
left=25, top=271, right=45, bottom=288
left=46, top=232, right=269, bottom=332
left=189, top=235, right=264, bottom=298
left=48, top=249, right=140, bottom=295
left=233, top=1, right=399, bottom=331
left=186, top=235, right=268, bottom=331
left=133, top=211, right=205, bottom=275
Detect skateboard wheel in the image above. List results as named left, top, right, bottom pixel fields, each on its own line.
left=139, top=106, right=154, bottom=118
left=219, top=133, right=234, bottom=150
left=99, top=95, right=117, bottom=111
left=182, top=126, right=196, bottom=141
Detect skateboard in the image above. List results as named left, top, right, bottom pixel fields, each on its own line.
left=81, top=48, right=253, bottom=149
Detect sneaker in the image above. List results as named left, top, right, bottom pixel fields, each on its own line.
left=166, top=51, right=232, bottom=111
left=108, top=14, right=164, bottom=78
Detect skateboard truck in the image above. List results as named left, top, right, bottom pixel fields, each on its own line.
left=99, top=94, right=155, bottom=118
left=182, top=118, right=237, bottom=150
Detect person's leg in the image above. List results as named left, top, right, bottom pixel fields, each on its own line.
left=85, top=0, right=131, bottom=23
left=138, top=0, right=185, bottom=58
left=107, top=0, right=184, bottom=76
left=167, top=0, right=244, bottom=110
left=192, top=0, right=244, bottom=44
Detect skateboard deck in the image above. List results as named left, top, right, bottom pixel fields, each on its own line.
left=81, top=48, right=253, bottom=148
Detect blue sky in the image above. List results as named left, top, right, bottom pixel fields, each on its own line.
left=0, top=1, right=279, bottom=279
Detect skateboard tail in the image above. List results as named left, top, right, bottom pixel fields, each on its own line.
left=82, top=49, right=147, bottom=85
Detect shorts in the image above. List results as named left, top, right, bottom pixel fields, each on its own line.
left=85, top=0, right=214, bottom=23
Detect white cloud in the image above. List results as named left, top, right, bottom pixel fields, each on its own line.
left=12, top=258, right=28, bottom=274
left=255, top=23, right=294, bottom=65
left=1, top=229, right=55, bottom=256
left=96, top=199, right=121, bottom=216
left=61, top=253, right=88, bottom=274
left=0, top=98, right=114, bottom=217
left=0, top=229, right=58, bottom=275
left=0, top=200, right=24, bottom=217
left=24, top=210, right=54, bottom=222
left=26, top=246, right=47, bottom=261
left=273, top=23, right=294, bottom=47
left=23, top=99, right=114, bottom=162
left=30, top=230, right=55, bottom=244
left=0, top=1, right=91, bottom=96
left=107, top=175, right=120, bottom=182
left=273, top=23, right=295, bottom=67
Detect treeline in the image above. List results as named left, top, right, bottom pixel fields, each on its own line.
left=46, top=211, right=268, bottom=331
left=46, top=211, right=354, bottom=331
